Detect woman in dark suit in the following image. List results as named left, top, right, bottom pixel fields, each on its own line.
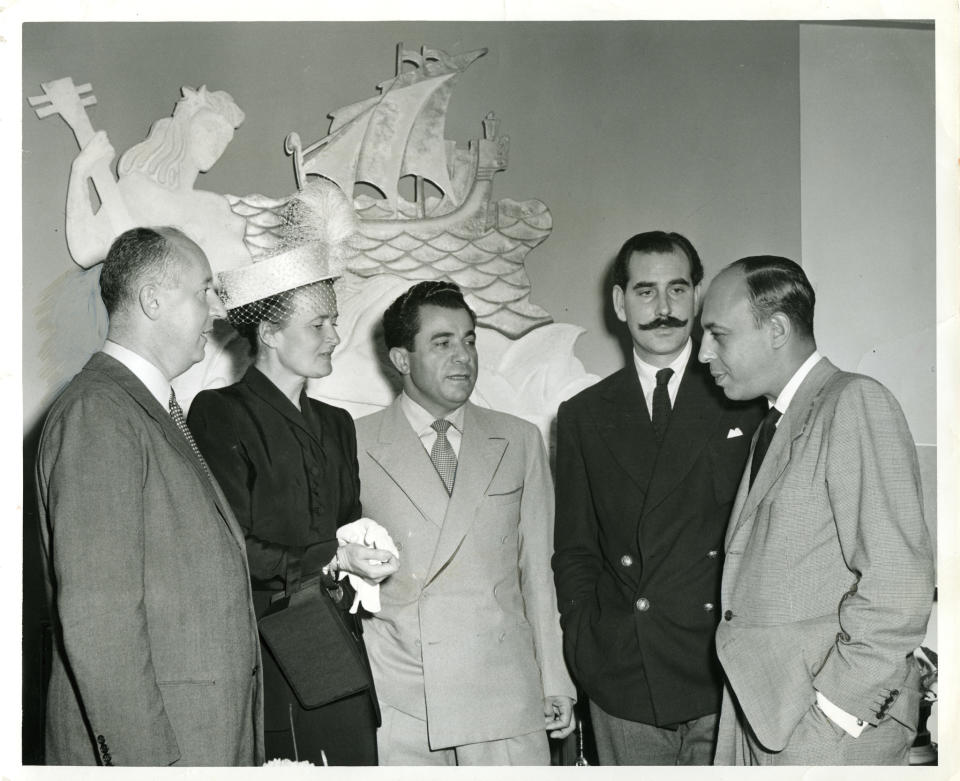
left=188, top=183, right=398, bottom=765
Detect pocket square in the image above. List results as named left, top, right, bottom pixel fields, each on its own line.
left=727, top=427, right=743, bottom=438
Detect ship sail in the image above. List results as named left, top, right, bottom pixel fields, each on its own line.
left=298, top=45, right=487, bottom=217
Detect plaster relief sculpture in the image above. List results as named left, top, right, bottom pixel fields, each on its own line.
left=286, top=45, right=553, bottom=339
left=32, top=80, right=251, bottom=272
left=32, top=46, right=597, bottom=436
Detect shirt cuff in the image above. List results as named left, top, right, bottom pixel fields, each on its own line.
left=815, top=690, right=867, bottom=737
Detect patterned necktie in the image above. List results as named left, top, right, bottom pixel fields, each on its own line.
left=651, top=367, right=674, bottom=443
left=430, top=418, right=458, bottom=495
left=749, top=406, right=782, bottom=488
left=168, top=388, right=210, bottom=477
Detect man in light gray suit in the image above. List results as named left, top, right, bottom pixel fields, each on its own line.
left=35, top=227, right=264, bottom=766
left=355, top=281, right=575, bottom=765
left=698, top=256, right=935, bottom=765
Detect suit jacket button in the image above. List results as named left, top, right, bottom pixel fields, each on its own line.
left=620, top=554, right=633, bottom=567
left=703, top=602, right=715, bottom=612
left=707, top=549, right=719, bottom=559
left=635, top=597, right=650, bottom=612
left=723, top=610, right=733, bottom=621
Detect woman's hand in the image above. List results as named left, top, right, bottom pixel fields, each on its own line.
left=334, top=543, right=399, bottom=584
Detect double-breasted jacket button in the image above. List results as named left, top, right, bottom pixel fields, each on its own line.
left=635, top=597, right=650, bottom=612
left=620, top=554, right=634, bottom=567
left=707, top=550, right=719, bottom=559
left=723, top=610, right=733, bottom=621
left=703, top=602, right=715, bottom=612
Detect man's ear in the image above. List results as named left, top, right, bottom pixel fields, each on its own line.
left=138, top=284, right=162, bottom=321
left=612, top=285, right=627, bottom=323
left=692, top=283, right=702, bottom=314
left=389, top=346, right=411, bottom=376
left=768, top=312, right=792, bottom=349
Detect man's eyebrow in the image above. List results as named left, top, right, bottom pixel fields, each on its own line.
left=631, top=278, right=691, bottom=289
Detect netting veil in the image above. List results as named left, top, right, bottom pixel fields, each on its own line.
left=217, top=179, right=357, bottom=325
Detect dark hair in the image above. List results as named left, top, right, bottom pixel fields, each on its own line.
left=611, top=231, right=704, bottom=290
left=729, top=255, right=816, bottom=337
left=383, top=280, right=477, bottom=351
left=99, top=227, right=184, bottom=315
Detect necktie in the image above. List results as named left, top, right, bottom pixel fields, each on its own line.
left=430, top=419, right=458, bottom=495
left=749, top=406, right=782, bottom=488
left=651, top=367, right=674, bottom=443
left=168, top=388, right=210, bottom=477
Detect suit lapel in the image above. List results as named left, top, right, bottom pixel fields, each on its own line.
left=364, top=399, right=451, bottom=530
left=643, top=354, right=724, bottom=514
left=89, top=353, right=248, bottom=550
left=727, top=358, right=839, bottom=542
left=426, top=404, right=507, bottom=584
left=597, top=368, right=657, bottom=495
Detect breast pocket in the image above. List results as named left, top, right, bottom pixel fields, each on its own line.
left=485, top=486, right=522, bottom=506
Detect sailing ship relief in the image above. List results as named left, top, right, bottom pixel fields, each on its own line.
left=283, top=44, right=554, bottom=339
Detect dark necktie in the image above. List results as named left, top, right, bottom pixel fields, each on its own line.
left=168, top=388, right=210, bottom=477
left=749, top=406, right=782, bottom=488
left=430, top=419, right=458, bottom=495
left=651, top=367, right=674, bottom=443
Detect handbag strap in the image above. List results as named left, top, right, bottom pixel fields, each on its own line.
left=284, top=546, right=307, bottom=594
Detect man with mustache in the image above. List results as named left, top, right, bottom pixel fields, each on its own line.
left=553, top=231, right=764, bottom=764
left=355, top=280, right=575, bottom=764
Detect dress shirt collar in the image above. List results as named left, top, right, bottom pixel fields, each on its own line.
left=632, top=337, right=692, bottom=406
left=772, top=350, right=822, bottom=419
left=101, top=339, right=171, bottom=408
left=399, top=390, right=465, bottom=436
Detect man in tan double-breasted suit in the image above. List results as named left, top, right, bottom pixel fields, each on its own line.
left=355, top=281, right=576, bottom=765
left=36, top=227, right=263, bottom=766
left=698, top=256, right=934, bottom=765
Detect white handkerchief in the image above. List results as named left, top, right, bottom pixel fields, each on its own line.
left=336, top=517, right=400, bottom=614
left=727, top=427, right=743, bottom=438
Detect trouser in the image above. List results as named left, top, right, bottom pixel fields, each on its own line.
left=589, top=700, right=718, bottom=765
left=376, top=701, right=550, bottom=766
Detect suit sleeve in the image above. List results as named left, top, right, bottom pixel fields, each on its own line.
left=518, top=423, right=576, bottom=700
left=188, top=392, right=286, bottom=581
left=38, top=396, right=180, bottom=765
left=815, top=379, right=935, bottom=723
left=551, top=400, right=602, bottom=673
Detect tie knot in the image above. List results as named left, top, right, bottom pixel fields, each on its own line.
left=431, top=418, right=452, bottom=435
left=168, top=388, right=181, bottom=413
left=655, top=368, right=674, bottom=387
left=765, top=406, right=782, bottom=426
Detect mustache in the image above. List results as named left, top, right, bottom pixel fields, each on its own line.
left=637, top=316, right=688, bottom=330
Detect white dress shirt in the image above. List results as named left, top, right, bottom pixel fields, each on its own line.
left=773, top=350, right=865, bottom=738
left=632, top=337, right=692, bottom=419
left=101, top=340, right=171, bottom=408
left=399, top=391, right=465, bottom=458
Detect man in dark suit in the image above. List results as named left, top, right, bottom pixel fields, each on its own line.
left=699, top=256, right=934, bottom=765
left=35, top=227, right=264, bottom=766
left=552, top=231, right=764, bottom=765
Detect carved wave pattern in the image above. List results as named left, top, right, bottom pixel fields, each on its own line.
left=346, top=197, right=554, bottom=338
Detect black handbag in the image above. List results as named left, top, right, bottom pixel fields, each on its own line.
left=257, top=550, right=371, bottom=709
